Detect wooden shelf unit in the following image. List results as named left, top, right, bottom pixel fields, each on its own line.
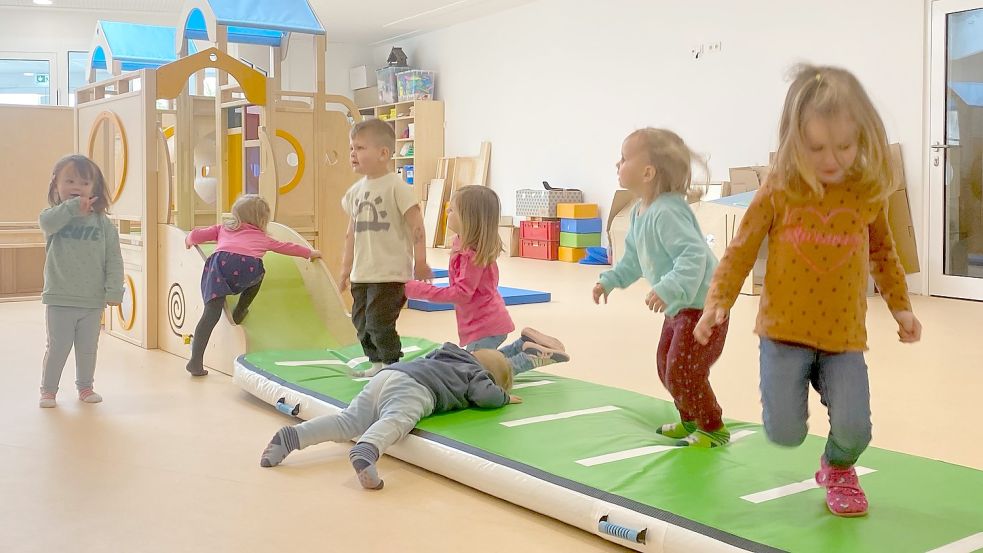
left=358, top=100, right=444, bottom=201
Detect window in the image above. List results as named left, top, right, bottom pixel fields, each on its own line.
left=0, top=58, right=53, bottom=105
left=68, top=51, right=87, bottom=106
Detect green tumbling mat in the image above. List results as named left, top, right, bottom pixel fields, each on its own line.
left=235, top=345, right=983, bottom=553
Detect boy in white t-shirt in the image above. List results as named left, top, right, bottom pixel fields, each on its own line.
left=340, top=118, right=431, bottom=375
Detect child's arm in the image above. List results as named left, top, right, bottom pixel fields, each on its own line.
left=340, top=219, right=355, bottom=292
left=404, top=204, right=432, bottom=281
left=265, top=238, right=316, bottom=259
left=696, top=186, right=775, bottom=343
left=405, top=252, right=482, bottom=304
left=103, top=219, right=124, bottom=306
left=467, top=373, right=511, bottom=408
left=706, top=187, right=774, bottom=308
left=649, top=208, right=711, bottom=308
left=868, top=204, right=921, bottom=342
left=596, top=209, right=643, bottom=302
left=38, top=198, right=81, bottom=235
left=185, top=225, right=220, bottom=248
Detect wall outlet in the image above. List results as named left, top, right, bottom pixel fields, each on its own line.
left=691, top=44, right=705, bottom=59
left=707, top=41, right=722, bottom=53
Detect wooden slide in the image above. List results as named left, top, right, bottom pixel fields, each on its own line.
left=156, top=222, right=356, bottom=375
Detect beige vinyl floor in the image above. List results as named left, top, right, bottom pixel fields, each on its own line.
left=2, top=248, right=982, bottom=553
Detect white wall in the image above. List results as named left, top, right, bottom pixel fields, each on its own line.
left=374, top=0, right=928, bottom=289
left=276, top=34, right=374, bottom=98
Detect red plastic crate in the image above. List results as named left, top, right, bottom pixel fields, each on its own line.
left=520, top=220, right=560, bottom=241
left=520, top=239, right=559, bottom=261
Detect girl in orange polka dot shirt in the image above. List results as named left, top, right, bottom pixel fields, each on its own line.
left=694, top=65, right=922, bottom=518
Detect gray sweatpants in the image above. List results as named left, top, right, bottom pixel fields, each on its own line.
left=41, top=305, right=103, bottom=394
left=294, top=370, right=435, bottom=454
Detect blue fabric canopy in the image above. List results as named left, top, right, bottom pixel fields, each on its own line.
left=182, top=0, right=324, bottom=47
left=93, top=21, right=189, bottom=71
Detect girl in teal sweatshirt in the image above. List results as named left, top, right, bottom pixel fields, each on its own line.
left=38, top=155, right=123, bottom=408
left=593, top=129, right=730, bottom=447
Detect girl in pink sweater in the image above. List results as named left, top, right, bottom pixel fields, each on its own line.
left=184, top=194, right=320, bottom=376
left=406, top=186, right=568, bottom=373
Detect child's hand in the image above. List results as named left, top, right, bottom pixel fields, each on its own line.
left=308, top=249, right=322, bottom=260
left=184, top=236, right=192, bottom=249
left=645, top=289, right=666, bottom=312
left=414, top=263, right=433, bottom=283
left=508, top=395, right=523, bottom=404
left=79, top=195, right=99, bottom=214
left=893, top=310, right=922, bottom=343
left=694, top=307, right=729, bottom=345
left=339, top=272, right=351, bottom=292
left=106, top=301, right=121, bottom=307
left=592, top=283, right=609, bottom=304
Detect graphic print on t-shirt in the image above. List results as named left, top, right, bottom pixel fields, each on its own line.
left=354, top=191, right=391, bottom=232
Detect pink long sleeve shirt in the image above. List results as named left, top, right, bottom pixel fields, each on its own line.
left=405, top=243, right=514, bottom=346
left=186, top=224, right=312, bottom=259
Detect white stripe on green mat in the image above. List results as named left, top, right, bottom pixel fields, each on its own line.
left=740, top=466, right=877, bottom=504
left=576, top=430, right=756, bottom=467
left=500, top=405, right=620, bottom=427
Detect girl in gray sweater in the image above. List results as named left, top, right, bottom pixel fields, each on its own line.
left=38, top=155, right=123, bottom=408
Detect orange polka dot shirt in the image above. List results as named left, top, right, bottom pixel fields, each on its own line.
left=706, top=180, right=911, bottom=352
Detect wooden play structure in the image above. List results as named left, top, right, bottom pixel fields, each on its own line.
left=51, top=0, right=362, bottom=371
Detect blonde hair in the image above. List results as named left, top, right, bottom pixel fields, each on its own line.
left=350, top=118, right=396, bottom=155
left=47, top=154, right=111, bottom=215
left=226, top=194, right=271, bottom=231
left=452, top=186, right=503, bottom=267
left=471, top=349, right=513, bottom=391
left=627, top=128, right=706, bottom=203
left=772, top=64, right=893, bottom=201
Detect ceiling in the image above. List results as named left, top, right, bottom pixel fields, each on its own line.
left=0, top=0, right=537, bottom=43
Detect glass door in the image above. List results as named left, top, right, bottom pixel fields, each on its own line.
left=928, top=0, right=983, bottom=300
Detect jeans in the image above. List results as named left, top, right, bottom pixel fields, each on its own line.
left=759, top=337, right=872, bottom=467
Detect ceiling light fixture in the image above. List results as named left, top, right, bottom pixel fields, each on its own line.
left=33, top=0, right=55, bottom=5
left=23, top=72, right=35, bottom=77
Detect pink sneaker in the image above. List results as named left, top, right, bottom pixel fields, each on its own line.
left=815, top=456, right=868, bottom=517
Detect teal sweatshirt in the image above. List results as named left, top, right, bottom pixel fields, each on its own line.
left=599, top=193, right=716, bottom=316
left=39, top=198, right=124, bottom=308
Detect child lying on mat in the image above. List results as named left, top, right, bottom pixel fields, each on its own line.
left=260, top=343, right=520, bottom=490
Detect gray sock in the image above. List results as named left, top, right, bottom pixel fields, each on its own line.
left=349, top=442, right=383, bottom=489
left=260, top=426, right=300, bottom=467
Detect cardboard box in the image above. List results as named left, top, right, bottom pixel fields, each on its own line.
left=692, top=191, right=767, bottom=295
left=515, top=189, right=584, bottom=218
left=887, top=143, right=919, bottom=273
left=725, top=166, right=769, bottom=196
left=692, top=183, right=724, bottom=202
left=498, top=225, right=519, bottom=257
left=556, top=203, right=599, bottom=219
left=354, top=86, right=379, bottom=108
left=607, top=189, right=636, bottom=266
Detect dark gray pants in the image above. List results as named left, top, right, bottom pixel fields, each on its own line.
left=350, top=282, right=405, bottom=364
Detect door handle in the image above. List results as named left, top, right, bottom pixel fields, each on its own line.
left=930, top=143, right=957, bottom=151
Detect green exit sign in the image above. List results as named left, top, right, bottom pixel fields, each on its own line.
left=35, top=74, right=49, bottom=84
